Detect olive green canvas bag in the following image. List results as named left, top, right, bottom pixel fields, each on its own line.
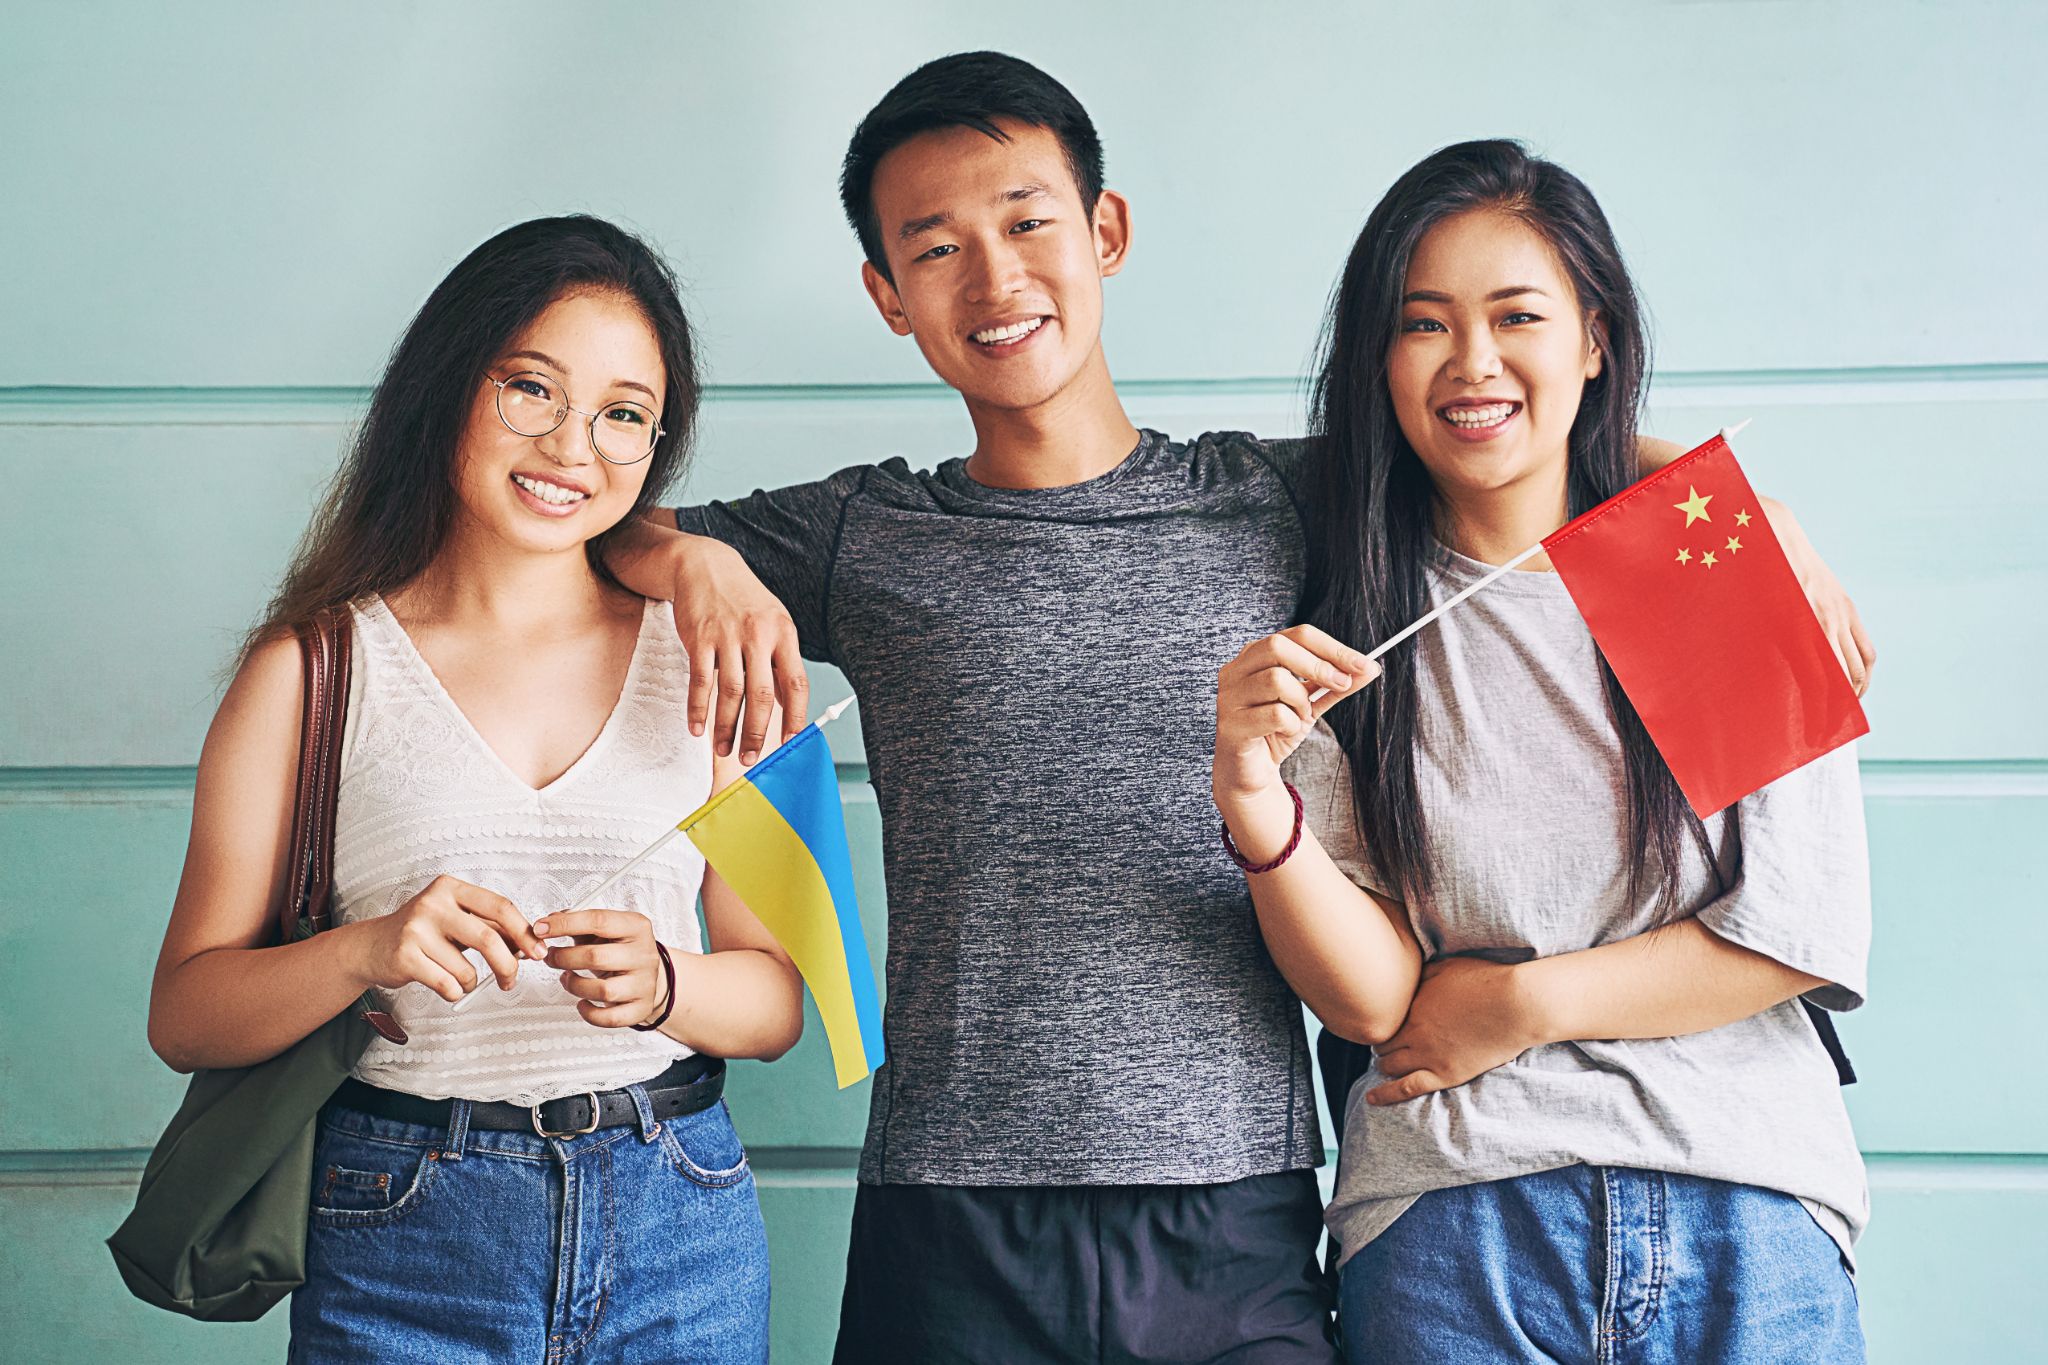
left=108, top=610, right=405, bottom=1321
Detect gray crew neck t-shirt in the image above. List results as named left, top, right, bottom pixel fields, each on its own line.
left=677, top=430, right=1324, bottom=1185
left=1285, top=543, right=1871, bottom=1265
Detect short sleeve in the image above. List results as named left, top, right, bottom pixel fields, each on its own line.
left=1282, top=720, right=1389, bottom=897
left=1696, top=742, right=1872, bottom=1011
left=673, top=465, right=873, bottom=666
left=1254, top=436, right=1310, bottom=495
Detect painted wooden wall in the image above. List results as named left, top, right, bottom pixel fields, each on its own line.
left=3, top=3, right=2043, bottom=1360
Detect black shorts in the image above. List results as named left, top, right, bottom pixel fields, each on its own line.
left=831, top=1171, right=1338, bottom=1364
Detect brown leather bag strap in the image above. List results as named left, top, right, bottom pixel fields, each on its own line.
left=282, top=607, right=352, bottom=942
left=281, top=610, right=408, bottom=1047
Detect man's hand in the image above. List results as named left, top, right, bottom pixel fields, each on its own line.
left=1364, top=955, right=1546, bottom=1105
left=606, top=515, right=809, bottom=764
left=1759, top=497, right=1875, bottom=697
left=670, top=537, right=809, bottom=763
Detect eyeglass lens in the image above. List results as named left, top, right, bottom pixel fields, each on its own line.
left=495, top=372, right=657, bottom=464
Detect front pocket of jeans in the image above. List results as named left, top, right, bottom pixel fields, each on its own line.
left=317, top=1164, right=396, bottom=1213
left=659, top=1104, right=751, bottom=1189
left=308, top=1125, right=443, bottom=1227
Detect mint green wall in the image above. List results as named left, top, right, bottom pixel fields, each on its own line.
left=3, top=3, right=2042, bottom=1360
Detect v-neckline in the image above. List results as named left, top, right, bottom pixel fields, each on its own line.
left=368, top=594, right=652, bottom=797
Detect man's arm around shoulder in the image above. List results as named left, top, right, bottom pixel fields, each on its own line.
left=610, top=511, right=808, bottom=765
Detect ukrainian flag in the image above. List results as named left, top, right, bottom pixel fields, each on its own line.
left=679, top=721, right=884, bottom=1087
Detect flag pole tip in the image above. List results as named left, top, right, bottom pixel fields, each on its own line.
left=818, top=696, right=856, bottom=727
left=1720, top=417, right=1753, bottom=441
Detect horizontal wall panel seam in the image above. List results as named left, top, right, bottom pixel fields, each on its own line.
left=8, top=761, right=2038, bottom=801
left=0, top=767, right=877, bottom=803
left=6, top=1149, right=2043, bottom=1189
left=4, top=363, right=2045, bottom=425
left=1855, top=763, right=2048, bottom=797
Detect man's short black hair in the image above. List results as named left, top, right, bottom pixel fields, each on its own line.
left=840, top=51, right=1105, bottom=280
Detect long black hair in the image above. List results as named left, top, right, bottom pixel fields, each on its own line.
left=247, top=214, right=700, bottom=660
left=1303, top=139, right=1707, bottom=906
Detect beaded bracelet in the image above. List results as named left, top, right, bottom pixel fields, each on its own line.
left=630, top=942, right=678, bottom=1032
left=1220, top=781, right=1305, bottom=874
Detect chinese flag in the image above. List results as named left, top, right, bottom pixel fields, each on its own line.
left=1541, top=433, right=1867, bottom=818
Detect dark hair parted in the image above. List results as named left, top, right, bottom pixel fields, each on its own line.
left=840, top=50, right=1105, bottom=279
left=246, top=215, right=700, bottom=663
left=1302, top=138, right=1710, bottom=907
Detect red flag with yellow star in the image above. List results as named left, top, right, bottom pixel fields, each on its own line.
left=1540, top=432, right=1868, bottom=817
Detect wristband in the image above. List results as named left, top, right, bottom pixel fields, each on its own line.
left=1220, top=781, right=1304, bottom=874
left=630, top=941, right=678, bottom=1032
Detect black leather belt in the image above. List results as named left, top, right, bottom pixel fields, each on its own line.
left=328, top=1055, right=725, bottom=1139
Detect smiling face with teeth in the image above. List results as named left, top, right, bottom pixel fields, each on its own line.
left=859, top=120, right=1131, bottom=424
left=452, top=290, right=665, bottom=558
left=1389, top=208, right=1604, bottom=517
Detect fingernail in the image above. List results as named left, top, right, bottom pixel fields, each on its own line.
left=741, top=749, right=759, bottom=765
left=534, top=922, right=549, bottom=935
left=691, top=721, right=704, bottom=736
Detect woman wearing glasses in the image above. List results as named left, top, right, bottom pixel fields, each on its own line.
left=146, top=216, right=803, bottom=1362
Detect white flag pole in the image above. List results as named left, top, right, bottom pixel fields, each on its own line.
left=1321, top=422, right=1754, bottom=689
left=450, top=695, right=861, bottom=1009
left=557, top=697, right=856, bottom=913
left=1360, top=541, right=1548, bottom=665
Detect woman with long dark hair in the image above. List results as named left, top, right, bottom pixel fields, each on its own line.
left=148, top=216, right=801, bottom=1361
left=1213, top=142, right=1869, bottom=1362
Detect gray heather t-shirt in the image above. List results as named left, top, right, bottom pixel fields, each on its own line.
left=1285, top=542, right=1871, bottom=1265
left=678, top=430, right=1324, bottom=1185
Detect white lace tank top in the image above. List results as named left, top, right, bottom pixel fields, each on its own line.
left=333, top=595, right=711, bottom=1104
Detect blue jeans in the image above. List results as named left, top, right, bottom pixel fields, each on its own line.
left=289, top=1090, right=770, bottom=1364
left=1337, top=1165, right=1862, bottom=1364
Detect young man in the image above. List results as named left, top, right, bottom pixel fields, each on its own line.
left=618, top=52, right=1874, bottom=1363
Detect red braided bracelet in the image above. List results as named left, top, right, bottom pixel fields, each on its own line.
left=630, top=942, right=677, bottom=1032
left=1220, top=781, right=1304, bottom=874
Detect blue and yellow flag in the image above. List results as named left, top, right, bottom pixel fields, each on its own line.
left=680, top=722, right=884, bottom=1087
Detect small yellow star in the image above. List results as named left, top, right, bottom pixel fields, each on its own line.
left=1675, top=548, right=1692, bottom=565
left=1725, top=536, right=1743, bottom=553
left=1701, top=550, right=1719, bottom=568
left=1734, top=509, right=1752, bottom=528
left=1674, top=485, right=1714, bottom=527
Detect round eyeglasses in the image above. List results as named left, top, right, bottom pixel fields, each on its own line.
left=485, top=371, right=663, bottom=465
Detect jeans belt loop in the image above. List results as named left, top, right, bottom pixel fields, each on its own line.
left=442, top=1097, right=472, bottom=1162
left=625, top=1082, right=661, bottom=1142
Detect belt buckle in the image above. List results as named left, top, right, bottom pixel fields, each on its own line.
left=532, top=1091, right=603, bottom=1139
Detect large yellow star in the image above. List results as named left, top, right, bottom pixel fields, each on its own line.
left=1734, top=509, right=1752, bottom=528
left=1725, top=536, right=1743, bottom=553
left=1675, top=548, right=1692, bottom=565
left=1701, top=550, right=1719, bottom=568
left=1674, top=485, right=1714, bottom=527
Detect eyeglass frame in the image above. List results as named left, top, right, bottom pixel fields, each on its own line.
left=483, top=370, right=666, bottom=466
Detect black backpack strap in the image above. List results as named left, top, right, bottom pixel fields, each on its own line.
left=1315, top=1028, right=1376, bottom=1152
left=1803, top=999, right=1857, bottom=1086
left=1315, top=1028, right=1386, bottom=1289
